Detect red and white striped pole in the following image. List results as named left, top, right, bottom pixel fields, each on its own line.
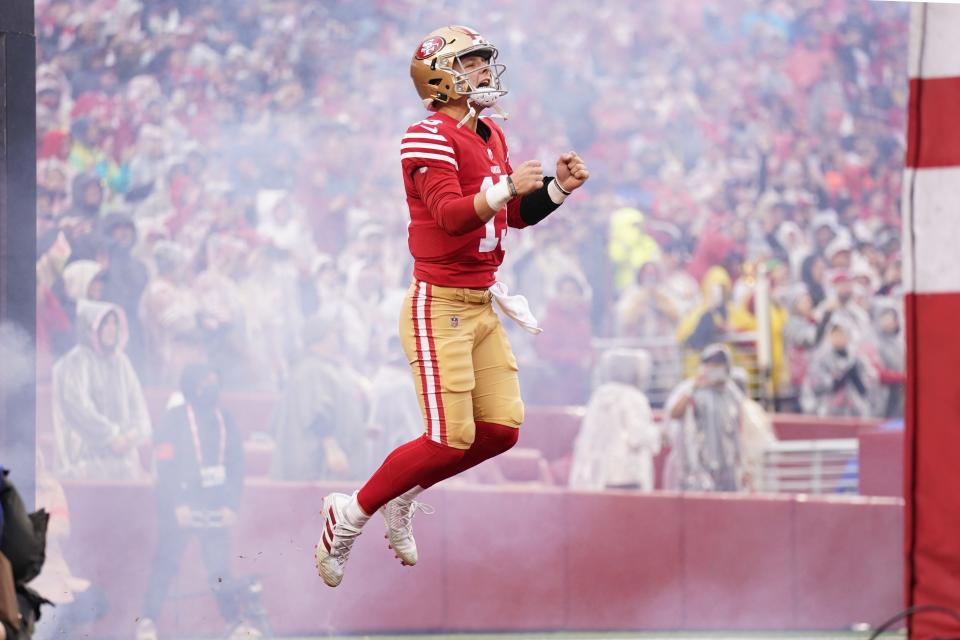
left=903, top=3, right=960, bottom=638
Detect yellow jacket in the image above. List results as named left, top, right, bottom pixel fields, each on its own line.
left=608, top=208, right=661, bottom=290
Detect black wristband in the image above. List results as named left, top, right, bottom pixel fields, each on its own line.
left=554, top=179, right=572, bottom=195
left=520, top=177, right=562, bottom=226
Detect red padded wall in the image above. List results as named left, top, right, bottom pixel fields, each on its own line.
left=60, top=482, right=901, bottom=637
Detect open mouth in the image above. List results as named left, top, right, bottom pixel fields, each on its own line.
left=477, top=79, right=491, bottom=89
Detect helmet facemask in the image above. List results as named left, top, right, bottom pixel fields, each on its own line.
left=440, top=47, right=507, bottom=109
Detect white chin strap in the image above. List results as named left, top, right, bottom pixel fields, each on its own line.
left=455, top=101, right=509, bottom=129
left=456, top=105, right=477, bottom=129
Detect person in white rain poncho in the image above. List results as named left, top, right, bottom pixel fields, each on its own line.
left=52, top=301, right=152, bottom=480
left=664, top=343, right=745, bottom=492
left=569, top=349, right=662, bottom=491
left=731, top=368, right=777, bottom=492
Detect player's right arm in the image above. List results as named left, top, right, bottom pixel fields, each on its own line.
left=401, top=125, right=543, bottom=236
left=412, top=161, right=544, bottom=235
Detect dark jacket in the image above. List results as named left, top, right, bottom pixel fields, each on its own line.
left=153, top=404, right=245, bottom=519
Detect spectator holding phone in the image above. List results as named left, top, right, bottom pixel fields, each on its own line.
left=664, top=344, right=745, bottom=492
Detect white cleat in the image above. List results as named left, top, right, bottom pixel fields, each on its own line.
left=380, top=495, right=435, bottom=566
left=314, top=493, right=362, bottom=587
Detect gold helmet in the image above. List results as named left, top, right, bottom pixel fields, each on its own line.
left=410, top=25, right=507, bottom=110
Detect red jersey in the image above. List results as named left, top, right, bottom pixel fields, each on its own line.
left=400, top=111, right=526, bottom=288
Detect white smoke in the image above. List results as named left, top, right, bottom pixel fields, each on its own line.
left=0, top=321, right=33, bottom=397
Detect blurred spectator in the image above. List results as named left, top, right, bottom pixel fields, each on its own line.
left=801, top=252, right=829, bottom=308
left=659, top=241, right=700, bottom=321
left=534, top=275, right=595, bottom=404
left=64, top=174, right=103, bottom=221
left=687, top=223, right=745, bottom=285
left=569, top=349, right=661, bottom=491
left=871, top=300, right=905, bottom=418
left=61, top=259, right=104, bottom=311
left=270, top=312, right=370, bottom=481
left=608, top=208, right=661, bottom=291
left=138, top=241, right=201, bottom=386
left=664, top=344, right=745, bottom=492
left=99, top=213, right=149, bottom=369
left=514, top=217, right=592, bottom=319
left=782, top=284, right=819, bottom=408
left=51, top=302, right=151, bottom=480
left=35, top=232, right=74, bottom=375
left=366, top=336, right=425, bottom=469
left=614, top=261, right=681, bottom=339
left=815, top=271, right=872, bottom=345
left=677, top=266, right=734, bottom=373
left=802, top=318, right=876, bottom=417
left=138, top=364, right=248, bottom=640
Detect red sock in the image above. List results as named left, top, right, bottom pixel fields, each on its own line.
left=356, top=435, right=464, bottom=514
left=419, top=421, right=519, bottom=489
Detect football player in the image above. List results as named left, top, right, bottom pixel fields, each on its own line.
left=315, top=25, right=589, bottom=587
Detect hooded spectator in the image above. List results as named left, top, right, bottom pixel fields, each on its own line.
left=51, top=301, right=151, bottom=480
left=138, top=363, right=248, bottom=640
left=664, top=344, right=745, bottom=492
left=61, top=260, right=104, bottom=306
left=270, top=311, right=370, bottom=481
left=802, top=317, right=876, bottom=417
left=816, top=270, right=872, bottom=346
left=871, top=300, right=905, bottom=418
left=608, top=208, right=661, bottom=290
left=569, top=349, right=661, bottom=491
left=99, top=213, right=150, bottom=370
left=677, top=266, right=734, bottom=373
left=65, top=174, right=103, bottom=220
left=782, top=284, right=819, bottom=407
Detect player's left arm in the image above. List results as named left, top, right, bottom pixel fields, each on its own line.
left=509, top=150, right=591, bottom=228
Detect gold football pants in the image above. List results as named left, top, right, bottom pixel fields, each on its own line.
left=399, top=280, right=524, bottom=449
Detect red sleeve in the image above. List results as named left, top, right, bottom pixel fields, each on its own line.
left=412, top=165, right=485, bottom=236
left=878, top=367, right=906, bottom=384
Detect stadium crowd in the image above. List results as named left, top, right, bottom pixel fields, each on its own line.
left=34, top=0, right=908, bottom=489
left=25, top=0, right=911, bottom=635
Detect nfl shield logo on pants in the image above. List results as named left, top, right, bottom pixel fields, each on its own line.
left=450, top=316, right=459, bottom=328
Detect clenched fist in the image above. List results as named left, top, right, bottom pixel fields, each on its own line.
left=556, top=151, right=590, bottom=193
left=509, top=160, right=544, bottom=196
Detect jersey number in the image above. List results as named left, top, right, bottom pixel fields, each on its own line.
left=417, top=118, right=442, bottom=133
left=479, top=176, right=506, bottom=253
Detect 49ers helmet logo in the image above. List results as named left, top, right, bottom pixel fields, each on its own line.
left=415, top=36, right=446, bottom=60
